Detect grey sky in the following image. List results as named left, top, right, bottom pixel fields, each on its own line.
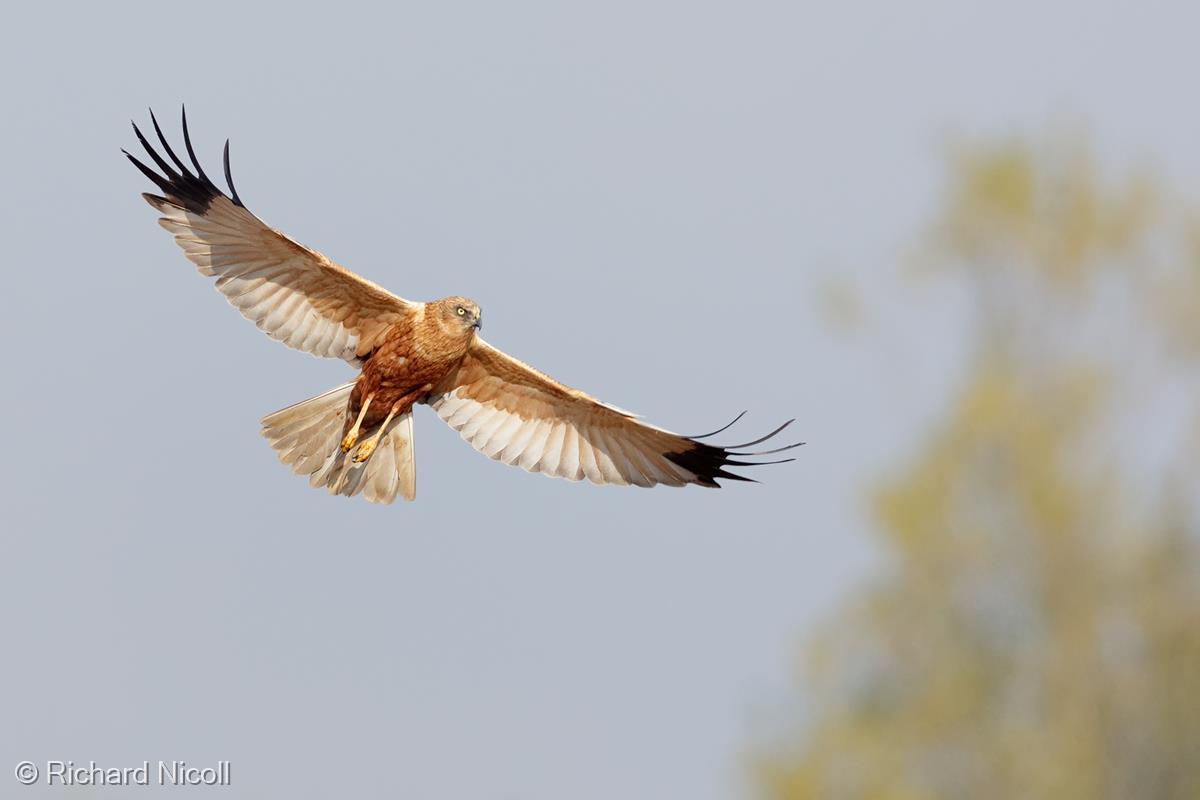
left=3, top=1, right=1198, bottom=798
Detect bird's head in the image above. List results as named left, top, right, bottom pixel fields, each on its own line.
left=435, top=296, right=483, bottom=335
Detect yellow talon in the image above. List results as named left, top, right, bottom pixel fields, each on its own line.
left=353, top=438, right=378, bottom=463
left=341, top=393, right=373, bottom=453
left=353, top=403, right=401, bottom=464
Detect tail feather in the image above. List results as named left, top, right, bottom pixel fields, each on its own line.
left=261, top=383, right=417, bottom=504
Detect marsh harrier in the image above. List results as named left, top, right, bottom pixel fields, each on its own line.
left=125, top=109, right=799, bottom=503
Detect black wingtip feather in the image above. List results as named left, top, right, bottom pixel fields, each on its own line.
left=125, top=108, right=234, bottom=215
left=223, top=138, right=244, bottom=207
left=131, top=120, right=179, bottom=180
left=124, top=149, right=172, bottom=195
left=690, top=410, right=747, bottom=440
left=149, top=107, right=192, bottom=178
left=724, top=457, right=797, bottom=467
left=729, top=441, right=806, bottom=457
left=725, top=419, right=795, bottom=450
left=665, top=418, right=800, bottom=487
left=180, top=105, right=218, bottom=191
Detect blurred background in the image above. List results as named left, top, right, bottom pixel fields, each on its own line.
left=755, top=136, right=1200, bottom=799
left=2, top=1, right=1198, bottom=798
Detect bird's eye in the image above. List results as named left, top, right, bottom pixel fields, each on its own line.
left=456, top=307, right=465, bottom=316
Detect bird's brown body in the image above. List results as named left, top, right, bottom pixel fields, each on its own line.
left=126, top=109, right=798, bottom=503
left=348, top=298, right=479, bottom=431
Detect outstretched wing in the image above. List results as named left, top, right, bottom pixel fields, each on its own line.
left=427, top=338, right=800, bottom=487
left=125, top=108, right=415, bottom=365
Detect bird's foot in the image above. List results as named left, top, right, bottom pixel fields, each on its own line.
left=341, top=393, right=374, bottom=453
left=353, top=438, right=378, bottom=463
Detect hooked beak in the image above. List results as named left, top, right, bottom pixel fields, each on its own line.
left=473, top=316, right=482, bottom=331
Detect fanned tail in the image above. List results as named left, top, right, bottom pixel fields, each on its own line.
left=260, top=384, right=416, bottom=504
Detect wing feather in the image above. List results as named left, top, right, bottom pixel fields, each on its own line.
left=427, top=338, right=799, bottom=489
left=127, top=109, right=415, bottom=365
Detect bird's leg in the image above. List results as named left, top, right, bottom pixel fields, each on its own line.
left=354, top=402, right=402, bottom=463
left=340, top=393, right=374, bottom=453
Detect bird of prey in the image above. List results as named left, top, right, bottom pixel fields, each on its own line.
left=125, top=109, right=799, bottom=503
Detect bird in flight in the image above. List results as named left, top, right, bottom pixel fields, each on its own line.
left=125, top=109, right=799, bottom=503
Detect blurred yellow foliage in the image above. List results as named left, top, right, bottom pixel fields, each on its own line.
left=1152, top=217, right=1200, bottom=358
left=755, top=139, right=1200, bottom=800
left=927, top=138, right=1156, bottom=289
